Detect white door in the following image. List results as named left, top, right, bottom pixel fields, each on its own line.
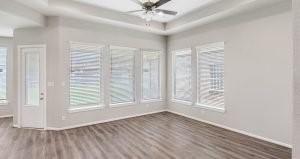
left=19, top=46, right=46, bottom=129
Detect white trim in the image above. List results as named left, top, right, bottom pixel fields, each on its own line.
left=68, top=105, right=104, bottom=113
left=110, top=45, right=139, bottom=51
left=141, top=99, right=164, bottom=104
left=17, top=45, right=47, bottom=130
left=69, top=41, right=105, bottom=49
left=13, top=124, right=20, bottom=128
left=109, top=102, right=137, bottom=108
left=0, top=101, right=9, bottom=106
left=0, top=115, right=13, bottom=118
left=45, top=109, right=292, bottom=149
left=167, top=110, right=292, bottom=149
left=47, top=109, right=167, bottom=131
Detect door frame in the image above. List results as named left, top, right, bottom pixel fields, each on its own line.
left=17, top=44, right=47, bottom=129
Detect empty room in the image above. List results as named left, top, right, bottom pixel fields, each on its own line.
left=0, top=0, right=300, bottom=158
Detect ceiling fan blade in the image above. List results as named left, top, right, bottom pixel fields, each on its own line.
left=129, top=0, right=144, bottom=6
left=155, top=9, right=177, bottom=15
left=154, top=0, right=171, bottom=8
left=127, top=10, right=144, bottom=13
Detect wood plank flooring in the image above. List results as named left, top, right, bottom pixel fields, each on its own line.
left=0, top=112, right=291, bottom=159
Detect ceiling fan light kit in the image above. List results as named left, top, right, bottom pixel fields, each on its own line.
left=127, top=0, right=178, bottom=22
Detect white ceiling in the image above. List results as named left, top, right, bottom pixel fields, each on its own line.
left=74, top=0, right=220, bottom=22
left=0, top=0, right=292, bottom=37
left=0, top=0, right=45, bottom=37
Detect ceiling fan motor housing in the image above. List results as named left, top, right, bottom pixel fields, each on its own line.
left=143, top=2, right=156, bottom=11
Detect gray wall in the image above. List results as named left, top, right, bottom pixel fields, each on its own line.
left=167, top=6, right=293, bottom=146
left=0, top=37, right=13, bottom=117
left=14, top=17, right=167, bottom=128
left=293, top=0, right=300, bottom=157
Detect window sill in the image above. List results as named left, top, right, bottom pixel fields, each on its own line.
left=0, top=101, right=9, bottom=106
left=171, top=99, right=192, bottom=106
left=68, top=105, right=104, bottom=113
left=194, top=104, right=226, bottom=113
left=141, top=99, right=164, bottom=104
left=110, top=102, right=136, bottom=108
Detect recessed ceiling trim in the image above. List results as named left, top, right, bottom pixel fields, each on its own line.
left=1, top=0, right=291, bottom=36
left=164, top=0, right=290, bottom=34
left=0, top=0, right=45, bottom=27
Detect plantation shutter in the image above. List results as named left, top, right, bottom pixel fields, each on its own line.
left=142, top=51, right=160, bottom=100
left=0, top=47, right=7, bottom=103
left=173, top=49, right=192, bottom=102
left=110, top=46, right=136, bottom=104
left=69, top=42, right=103, bottom=107
left=197, top=42, right=225, bottom=109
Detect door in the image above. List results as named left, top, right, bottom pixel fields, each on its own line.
left=19, top=45, right=46, bottom=129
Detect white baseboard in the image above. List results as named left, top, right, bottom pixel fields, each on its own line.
left=47, top=109, right=167, bottom=131
left=167, top=110, right=292, bottom=149
left=44, top=109, right=292, bottom=149
left=0, top=115, right=13, bottom=118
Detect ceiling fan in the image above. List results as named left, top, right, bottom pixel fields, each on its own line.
left=127, top=0, right=178, bottom=22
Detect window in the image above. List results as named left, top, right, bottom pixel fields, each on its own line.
left=69, top=42, right=104, bottom=109
left=172, top=49, right=192, bottom=102
left=0, top=47, right=7, bottom=104
left=142, top=50, right=161, bottom=101
left=110, top=46, right=136, bottom=105
left=197, top=42, right=225, bottom=110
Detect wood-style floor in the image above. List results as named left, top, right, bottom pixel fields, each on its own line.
left=0, top=112, right=291, bottom=159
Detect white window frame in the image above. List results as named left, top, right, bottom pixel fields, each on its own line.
left=171, top=48, right=193, bottom=105
left=195, top=42, right=225, bottom=113
left=0, top=45, right=8, bottom=105
left=109, top=45, right=138, bottom=107
left=141, top=49, right=163, bottom=103
left=68, top=41, right=105, bottom=113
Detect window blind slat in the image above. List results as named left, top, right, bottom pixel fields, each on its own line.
left=69, top=43, right=103, bottom=107
left=110, top=47, right=136, bottom=104
left=142, top=51, right=161, bottom=100
left=197, top=42, right=225, bottom=109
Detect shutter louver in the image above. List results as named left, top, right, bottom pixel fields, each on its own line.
left=197, top=42, right=225, bottom=109
left=110, top=46, right=136, bottom=104
left=142, top=51, right=161, bottom=100
left=173, top=49, right=192, bottom=102
left=70, top=42, right=103, bottom=108
left=0, top=47, right=7, bottom=103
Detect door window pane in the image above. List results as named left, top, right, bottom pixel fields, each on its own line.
left=25, top=52, right=40, bottom=105
left=0, top=47, right=7, bottom=104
